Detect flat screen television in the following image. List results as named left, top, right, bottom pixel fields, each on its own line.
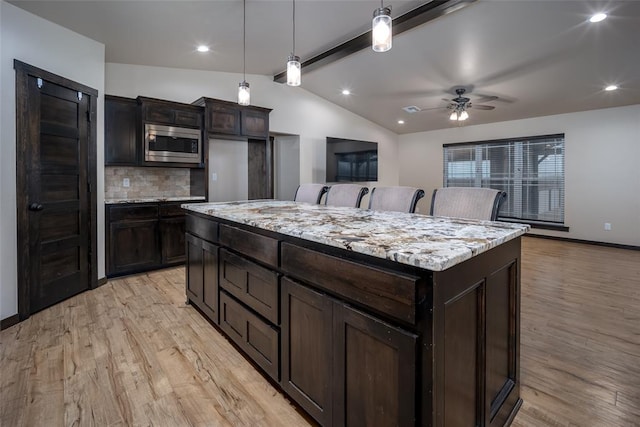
left=326, top=137, right=378, bottom=182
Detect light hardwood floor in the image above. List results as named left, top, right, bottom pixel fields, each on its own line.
left=1, top=237, right=639, bottom=426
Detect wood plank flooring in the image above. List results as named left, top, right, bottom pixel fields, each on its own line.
left=1, top=236, right=639, bottom=426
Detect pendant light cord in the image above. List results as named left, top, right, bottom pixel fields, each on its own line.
left=292, top=0, right=296, bottom=54
left=243, top=0, right=246, bottom=80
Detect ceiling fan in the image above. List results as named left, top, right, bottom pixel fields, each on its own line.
left=403, top=87, right=498, bottom=121
left=444, top=88, right=497, bottom=121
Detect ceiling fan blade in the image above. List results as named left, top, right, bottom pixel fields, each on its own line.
left=417, top=106, right=448, bottom=112
left=474, top=95, right=499, bottom=103
left=471, top=104, right=495, bottom=110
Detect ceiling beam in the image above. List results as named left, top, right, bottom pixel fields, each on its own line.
left=273, top=0, right=476, bottom=83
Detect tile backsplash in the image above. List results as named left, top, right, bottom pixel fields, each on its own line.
left=105, top=166, right=191, bottom=200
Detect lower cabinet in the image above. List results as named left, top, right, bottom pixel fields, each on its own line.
left=186, top=233, right=219, bottom=323
left=281, top=277, right=418, bottom=427
left=108, top=218, right=161, bottom=275
left=106, top=201, right=196, bottom=277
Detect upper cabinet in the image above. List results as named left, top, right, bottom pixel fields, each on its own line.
left=139, top=96, right=203, bottom=129
left=105, top=95, right=139, bottom=166
left=193, top=97, right=271, bottom=139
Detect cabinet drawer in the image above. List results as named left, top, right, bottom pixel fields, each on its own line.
left=108, top=204, right=158, bottom=222
left=160, top=202, right=186, bottom=218
left=219, top=224, right=278, bottom=267
left=220, top=249, right=279, bottom=324
left=186, top=214, right=218, bottom=243
left=220, top=291, right=279, bottom=381
left=281, top=243, right=420, bottom=325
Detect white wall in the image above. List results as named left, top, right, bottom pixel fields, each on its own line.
left=274, top=135, right=301, bottom=200
left=104, top=63, right=399, bottom=189
left=208, top=139, right=249, bottom=202
left=0, top=1, right=105, bottom=320
left=399, top=105, right=640, bottom=246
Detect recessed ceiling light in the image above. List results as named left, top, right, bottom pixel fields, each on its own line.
left=589, top=13, right=607, bottom=23
left=341, top=89, right=351, bottom=95
left=397, top=120, right=405, bottom=124
left=196, top=45, right=210, bottom=53
left=605, top=85, right=618, bottom=91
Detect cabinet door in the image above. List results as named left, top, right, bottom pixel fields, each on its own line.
left=333, top=304, right=417, bottom=427
left=202, top=240, right=219, bottom=323
left=207, top=104, right=240, bottom=135
left=160, top=217, right=186, bottom=265
left=105, top=96, right=138, bottom=165
left=108, top=219, right=160, bottom=275
left=186, top=234, right=219, bottom=323
left=186, top=233, right=204, bottom=302
left=241, top=109, right=269, bottom=138
left=144, top=104, right=174, bottom=124
left=281, top=278, right=333, bottom=425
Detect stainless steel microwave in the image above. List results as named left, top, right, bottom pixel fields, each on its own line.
left=144, top=124, right=202, bottom=164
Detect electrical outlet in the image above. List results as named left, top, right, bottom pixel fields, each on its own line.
left=604, top=222, right=612, bottom=231
left=123, top=178, right=130, bottom=188
left=211, top=172, right=218, bottom=182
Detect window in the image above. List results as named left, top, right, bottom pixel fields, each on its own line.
left=443, top=134, right=565, bottom=226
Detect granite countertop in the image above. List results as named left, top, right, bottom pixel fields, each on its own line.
left=106, top=196, right=206, bottom=204
left=182, top=200, right=530, bottom=272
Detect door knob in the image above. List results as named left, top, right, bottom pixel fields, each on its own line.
left=29, top=203, right=44, bottom=211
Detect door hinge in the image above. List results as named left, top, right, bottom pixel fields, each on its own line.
left=77, top=91, right=83, bottom=101
left=37, top=78, right=43, bottom=89
left=87, top=181, right=92, bottom=193
left=86, top=110, right=91, bottom=123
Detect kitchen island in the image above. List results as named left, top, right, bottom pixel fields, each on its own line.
left=182, top=200, right=529, bottom=427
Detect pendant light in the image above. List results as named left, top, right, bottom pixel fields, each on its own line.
left=286, top=0, right=301, bottom=86
left=238, top=0, right=250, bottom=106
left=372, top=1, right=392, bottom=52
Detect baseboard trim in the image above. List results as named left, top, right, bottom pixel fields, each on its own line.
left=526, top=234, right=639, bottom=251
left=1, top=314, right=20, bottom=331
left=96, top=277, right=108, bottom=287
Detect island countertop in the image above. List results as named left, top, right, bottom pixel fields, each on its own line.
left=182, top=200, right=529, bottom=271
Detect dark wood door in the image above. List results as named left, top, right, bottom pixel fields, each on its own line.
left=15, top=61, right=98, bottom=316
left=332, top=303, right=417, bottom=427
left=186, top=233, right=204, bottom=302
left=105, top=95, right=138, bottom=165
left=160, top=217, right=186, bottom=265
left=281, top=278, right=334, bottom=425
left=109, top=220, right=160, bottom=275
left=185, top=234, right=219, bottom=322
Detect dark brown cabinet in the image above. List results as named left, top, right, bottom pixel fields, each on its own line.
left=184, top=210, right=523, bottom=427
left=106, top=201, right=196, bottom=278
left=139, top=97, right=203, bottom=129
left=281, top=278, right=333, bottom=425
left=194, top=97, right=270, bottom=138
left=107, top=205, right=160, bottom=275
left=186, top=233, right=219, bottom=322
left=105, top=95, right=138, bottom=165
left=241, top=108, right=269, bottom=138
left=281, top=277, right=417, bottom=427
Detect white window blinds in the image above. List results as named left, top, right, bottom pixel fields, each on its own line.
left=443, top=134, right=565, bottom=224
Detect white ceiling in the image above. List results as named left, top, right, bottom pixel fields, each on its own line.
left=10, top=0, right=640, bottom=134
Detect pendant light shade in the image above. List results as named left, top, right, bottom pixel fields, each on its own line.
left=238, top=81, right=250, bottom=106
left=287, top=55, right=301, bottom=86
left=238, top=0, right=250, bottom=105
left=449, top=111, right=458, bottom=121
left=372, top=4, right=392, bottom=52
left=286, top=0, right=301, bottom=86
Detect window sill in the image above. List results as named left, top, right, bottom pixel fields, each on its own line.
left=499, top=219, right=569, bottom=232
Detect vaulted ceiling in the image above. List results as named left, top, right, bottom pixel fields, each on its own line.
left=10, top=0, right=640, bottom=134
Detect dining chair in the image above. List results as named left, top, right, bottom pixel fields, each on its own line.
left=429, top=187, right=507, bottom=221
left=325, top=184, right=369, bottom=208
left=294, top=184, right=329, bottom=204
left=368, top=186, right=425, bottom=213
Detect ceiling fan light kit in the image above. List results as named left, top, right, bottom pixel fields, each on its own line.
left=372, top=3, right=392, bottom=52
